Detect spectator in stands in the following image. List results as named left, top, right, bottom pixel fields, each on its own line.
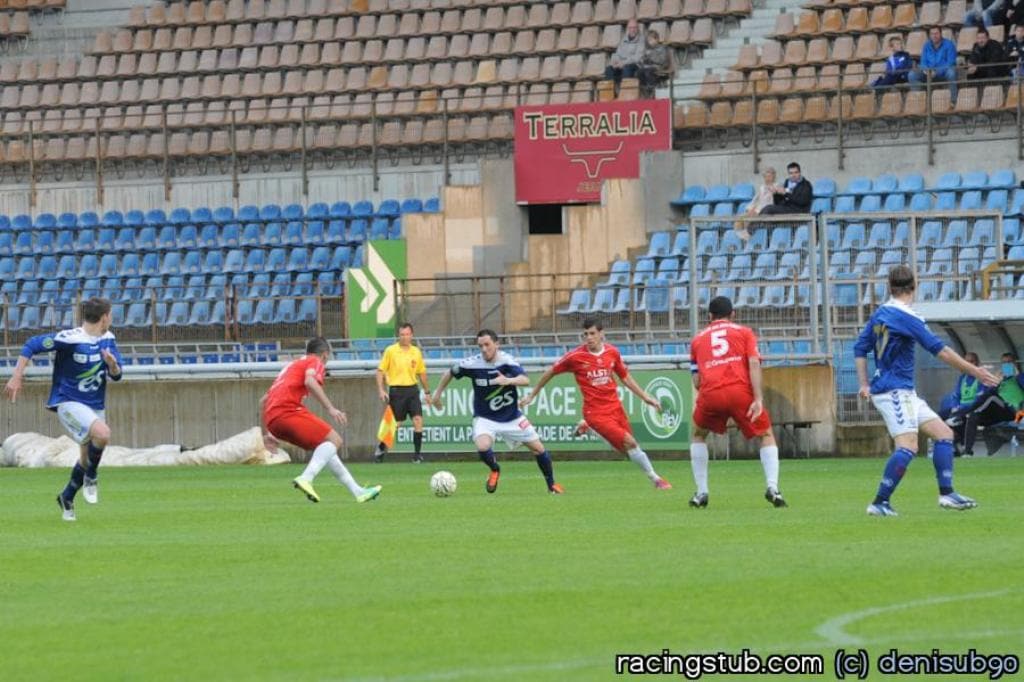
left=998, top=0, right=1024, bottom=34
left=759, top=162, right=813, bottom=215
left=1006, top=24, right=1024, bottom=78
left=638, top=30, right=673, bottom=98
left=967, top=28, right=1009, bottom=81
left=965, top=0, right=1006, bottom=28
left=909, top=27, right=959, bottom=100
left=939, top=351, right=983, bottom=421
left=735, top=167, right=779, bottom=240
left=872, top=36, right=914, bottom=88
left=950, top=352, right=1024, bottom=456
left=605, top=18, right=645, bottom=96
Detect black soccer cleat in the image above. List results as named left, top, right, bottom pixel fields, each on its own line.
left=688, top=492, right=708, bottom=508
left=373, top=445, right=386, bottom=464
left=765, top=488, right=788, bottom=508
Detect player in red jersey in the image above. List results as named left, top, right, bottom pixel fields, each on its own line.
left=260, top=337, right=381, bottom=504
left=521, top=319, right=672, bottom=489
left=688, top=297, right=785, bottom=509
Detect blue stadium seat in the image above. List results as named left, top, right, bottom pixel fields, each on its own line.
left=287, top=248, right=309, bottom=272
left=351, top=245, right=364, bottom=267
left=893, top=221, right=910, bottom=247
left=54, top=229, right=76, bottom=254
left=269, top=272, right=291, bottom=297
left=283, top=220, right=304, bottom=246
left=744, top=228, right=768, bottom=253
left=705, top=184, right=730, bottom=202
left=57, top=212, right=77, bottom=229
left=558, top=288, right=591, bottom=315
left=632, top=258, right=656, bottom=286
left=834, top=195, right=856, bottom=213
left=918, top=221, right=943, bottom=248
left=326, top=220, right=346, bottom=244
left=221, top=223, right=241, bottom=248
left=979, top=245, right=997, bottom=268
left=840, top=223, right=866, bottom=250
left=330, top=201, right=352, bottom=218
left=766, top=226, right=791, bottom=252
left=124, top=210, right=145, bottom=228
left=208, top=300, right=226, bottom=325
left=378, top=199, right=401, bottom=217
left=636, top=279, right=670, bottom=313
left=137, top=226, right=157, bottom=251
left=882, top=193, right=905, bottom=211
left=76, top=255, right=97, bottom=279
left=672, top=185, right=705, bottom=206
left=241, top=223, right=261, bottom=247
left=689, top=203, right=710, bottom=220
left=961, top=171, right=988, bottom=190
left=265, top=248, right=287, bottom=272
left=238, top=249, right=262, bottom=273
left=611, top=287, right=631, bottom=312
left=297, top=298, right=318, bottom=323
left=178, top=225, right=198, bottom=249
left=814, top=177, right=836, bottom=197
left=223, top=249, right=245, bottom=273
left=214, top=206, right=236, bottom=224
left=101, top=210, right=123, bottom=228
left=669, top=286, right=686, bottom=309
left=156, top=226, right=177, bottom=250
left=120, top=252, right=140, bottom=277
left=97, top=228, right=118, bottom=252
left=56, top=255, right=77, bottom=279
left=1003, top=218, right=1021, bottom=244
left=944, top=220, right=968, bottom=247
left=712, top=201, right=734, bottom=218
left=142, top=275, right=163, bottom=298
left=719, top=230, right=745, bottom=254
left=169, top=207, right=191, bottom=225
left=957, top=246, right=981, bottom=275
left=197, top=224, right=218, bottom=249
left=143, top=209, right=165, bottom=226
left=329, top=246, right=351, bottom=270
left=917, top=280, right=939, bottom=302
left=305, top=220, right=326, bottom=245
left=703, top=254, right=728, bottom=282
left=309, top=246, right=331, bottom=271
left=773, top=252, right=801, bottom=280
left=928, top=248, right=954, bottom=275
left=11, top=215, right=31, bottom=231
left=0, top=232, right=16, bottom=257
left=588, top=287, right=615, bottom=313
left=866, top=222, right=891, bottom=249
left=968, top=219, right=995, bottom=247
left=695, top=229, right=718, bottom=255
left=852, top=250, right=876, bottom=276
left=72, top=228, right=96, bottom=252
left=161, top=251, right=183, bottom=275
left=597, top=260, right=630, bottom=288
left=751, top=252, right=776, bottom=280
left=348, top=219, right=368, bottom=241
left=727, top=254, right=751, bottom=280
left=37, top=255, right=57, bottom=280
left=985, top=189, right=1008, bottom=214
left=282, top=204, right=304, bottom=221
left=183, top=275, right=206, bottom=301
left=32, top=214, right=55, bottom=231
left=253, top=298, right=275, bottom=324
left=16, top=281, right=39, bottom=305
left=960, top=191, right=982, bottom=211
left=292, top=272, right=314, bottom=297
left=935, top=192, right=957, bottom=210
left=181, top=250, right=202, bottom=274
left=873, top=174, right=898, bottom=194
left=729, top=183, right=755, bottom=202
left=249, top=273, right=271, bottom=299
left=938, top=280, right=961, bottom=302
left=16, top=305, right=40, bottom=331
left=646, top=231, right=671, bottom=257
left=125, top=302, right=150, bottom=327
left=670, top=229, right=690, bottom=256
left=369, top=218, right=389, bottom=240
left=100, top=278, right=120, bottom=302
left=656, top=256, right=680, bottom=281
left=828, top=250, right=851, bottom=277
left=400, top=198, right=423, bottom=213
left=909, top=192, right=932, bottom=211
left=161, top=276, right=183, bottom=301
left=229, top=273, right=249, bottom=297
left=898, top=173, right=924, bottom=193
left=135, top=251, right=156, bottom=277
left=259, top=204, right=281, bottom=222
left=989, top=168, right=1016, bottom=188
left=810, top=197, right=832, bottom=213
left=36, top=231, right=55, bottom=255
left=58, top=279, right=78, bottom=304
left=204, top=274, right=227, bottom=300
left=935, top=172, right=961, bottom=190
left=825, top=222, right=841, bottom=250
left=423, top=197, right=441, bottom=212
left=166, top=301, right=190, bottom=326
left=760, top=285, right=792, bottom=307
left=352, top=200, right=374, bottom=218
left=844, top=177, right=872, bottom=195
left=388, top=219, right=402, bottom=239
left=735, top=285, right=760, bottom=307
left=317, top=271, right=342, bottom=296
left=262, top=222, right=283, bottom=246
left=13, top=232, right=34, bottom=256
left=1008, top=244, right=1024, bottom=260
left=274, top=299, right=297, bottom=324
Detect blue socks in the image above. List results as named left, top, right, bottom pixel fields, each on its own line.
left=535, top=450, right=555, bottom=487
left=874, top=447, right=915, bottom=504
left=932, top=439, right=955, bottom=495
left=478, top=448, right=499, bottom=472
left=85, top=442, right=104, bottom=479
left=61, top=462, right=86, bottom=502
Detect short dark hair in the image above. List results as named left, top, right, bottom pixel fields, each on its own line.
left=929, top=25, right=941, bottom=34
left=1002, top=352, right=1019, bottom=362
left=476, top=329, right=499, bottom=343
left=965, top=351, right=979, bottom=364
left=80, top=297, right=111, bottom=324
left=977, top=27, right=989, bottom=36
left=708, top=296, right=733, bottom=320
left=787, top=162, right=801, bottom=173
left=306, top=336, right=331, bottom=355
left=582, top=318, right=603, bottom=332
left=888, top=264, right=916, bottom=296
left=398, top=322, right=414, bottom=333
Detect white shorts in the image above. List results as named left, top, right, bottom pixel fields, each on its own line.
left=56, top=402, right=105, bottom=445
left=870, top=389, right=939, bottom=437
left=472, top=416, right=540, bottom=446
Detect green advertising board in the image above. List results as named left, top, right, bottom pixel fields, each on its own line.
left=346, top=240, right=407, bottom=338
left=390, top=369, right=691, bottom=453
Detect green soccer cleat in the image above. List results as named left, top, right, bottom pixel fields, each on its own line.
left=356, top=485, right=382, bottom=503
left=292, top=477, right=320, bottom=503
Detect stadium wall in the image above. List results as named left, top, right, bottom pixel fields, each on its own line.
left=0, top=364, right=839, bottom=460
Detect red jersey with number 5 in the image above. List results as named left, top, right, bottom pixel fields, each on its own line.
left=551, top=343, right=629, bottom=412
left=690, top=320, right=760, bottom=393
left=263, top=355, right=325, bottom=425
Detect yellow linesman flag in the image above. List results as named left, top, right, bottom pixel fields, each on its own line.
left=377, top=405, right=398, bottom=449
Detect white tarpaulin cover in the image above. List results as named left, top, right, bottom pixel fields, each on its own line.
left=0, top=427, right=290, bottom=468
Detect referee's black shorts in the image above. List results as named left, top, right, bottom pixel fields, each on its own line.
left=388, top=385, right=422, bottom=421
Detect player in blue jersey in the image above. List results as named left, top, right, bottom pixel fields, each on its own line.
left=4, top=298, right=123, bottom=521
left=430, top=329, right=563, bottom=494
left=854, top=266, right=997, bottom=517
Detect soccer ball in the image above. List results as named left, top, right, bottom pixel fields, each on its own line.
left=430, top=470, right=457, bottom=497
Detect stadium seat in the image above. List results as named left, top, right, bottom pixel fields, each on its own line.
left=352, top=200, right=374, bottom=218
left=636, top=279, right=670, bottom=313
left=632, top=259, right=656, bottom=286
left=918, top=221, right=943, bottom=248
left=672, top=185, right=706, bottom=206
left=729, top=183, right=755, bottom=202
left=705, top=184, right=731, bottom=203
left=646, top=231, right=671, bottom=258
left=671, top=286, right=687, bottom=309
left=204, top=274, right=228, bottom=300
left=329, top=202, right=353, bottom=219
left=400, top=198, right=423, bottom=214
left=988, top=169, right=1017, bottom=188
left=611, top=288, right=631, bottom=313
left=814, top=178, right=836, bottom=197
left=944, top=220, right=968, bottom=247
left=558, top=288, right=591, bottom=315
left=834, top=195, right=856, bottom=213
left=961, top=171, right=988, bottom=190
left=262, top=223, right=283, bottom=246
left=695, top=230, right=719, bottom=256
left=898, top=173, right=924, bottom=193
left=703, top=254, right=729, bottom=282
left=960, top=191, right=982, bottom=211
left=55, top=231, right=75, bottom=255
left=201, top=251, right=223, bottom=274
left=297, top=298, right=318, bottom=323
left=588, top=287, right=616, bottom=313
left=670, top=229, right=690, bottom=256
left=137, top=227, right=157, bottom=251
left=56, top=255, right=77, bottom=280
left=253, top=299, right=275, bottom=324
left=178, top=225, right=199, bottom=249
left=750, top=252, right=777, bottom=280
left=597, top=260, right=630, bottom=288
left=843, top=177, right=872, bottom=196
left=76, top=254, right=98, bottom=279
left=840, top=223, right=866, bottom=250
left=223, top=249, right=245, bottom=274
left=317, top=272, right=342, bottom=297
left=184, top=276, right=206, bottom=301
left=689, top=204, right=711, bottom=220
left=16, top=281, right=39, bottom=306
left=1003, top=218, right=1021, bottom=245
left=735, top=285, right=760, bottom=307
left=810, top=197, right=832, bottom=213
left=968, top=220, right=996, bottom=247
left=125, top=302, right=150, bottom=327
left=58, top=279, right=79, bottom=304
left=241, top=223, right=262, bottom=247
left=423, top=197, right=441, bottom=212
left=828, top=250, right=851, bottom=278
left=726, top=254, right=751, bottom=281
left=291, top=272, right=313, bottom=297
left=120, top=253, right=140, bottom=277
left=12, top=232, right=34, bottom=257
left=985, top=190, right=1008, bottom=214
left=274, top=298, right=297, bottom=324
left=928, top=248, right=954, bottom=275
left=306, top=221, right=326, bottom=245
left=851, top=250, right=876, bottom=276
left=221, top=223, right=241, bottom=248
left=348, top=219, right=369, bottom=242
left=917, top=280, right=940, bottom=302
left=284, top=221, right=305, bottom=246
left=74, top=229, right=96, bottom=252
left=57, top=213, right=77, bottom=230
left=873, top=174, right=898, bottom=194
left=760, top=285, right=792, bottom=307
left=935, top=172, right=962, bottom=190
left=369, top=218, right=389, bottom=241
left=883, top=194, right=905, bottom=212
left=859, top=195, right=883, bottom=213
left=161, top=276, right=183, bottom=302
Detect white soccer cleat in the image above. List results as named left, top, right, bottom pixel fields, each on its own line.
left=939, top=492, right=977, bottom=511
left=57, top=495, right=76, bottom=522
left=83, top=477, right=98, bottom=504
left=866, top=501, right=898, bottom=517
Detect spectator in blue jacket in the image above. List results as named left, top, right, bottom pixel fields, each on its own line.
left=872, top=36, right=914, bottom=87
left=908, top=26, right=959, bottom=100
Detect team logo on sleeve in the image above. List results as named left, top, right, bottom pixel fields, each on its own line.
left=641, top=377, right=684, bottom=439
left=43, top=338, right=54, bottom=349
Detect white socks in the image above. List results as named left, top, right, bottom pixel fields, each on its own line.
left=690, top=442, right=709, bottom=495
left=299, top=442, right=337, bottom=482
left=627, top=446, right=660, bottom=482
left=760, top=445, right=779, bottom=491
left=326, top=455, right=364, bottom=497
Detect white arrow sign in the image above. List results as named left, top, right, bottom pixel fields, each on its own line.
left=350, top=269, right=379, bottom=314
left=367, top=244, right=397, bottom=324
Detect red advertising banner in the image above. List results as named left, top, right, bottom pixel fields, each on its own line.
left=513, top=99, right=673, bottom=205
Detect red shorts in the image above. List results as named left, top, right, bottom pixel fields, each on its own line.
left=693, top=388, right=772, bottom=439
left=584, top=404, right=633, bottom=452
left=267, top=410, right=332, bottom=451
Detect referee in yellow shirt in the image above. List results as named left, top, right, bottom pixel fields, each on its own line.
left=374, top=322, right=432, bottom=463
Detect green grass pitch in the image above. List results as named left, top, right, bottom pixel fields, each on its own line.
left=1, top=457, right=1022, bottom=681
